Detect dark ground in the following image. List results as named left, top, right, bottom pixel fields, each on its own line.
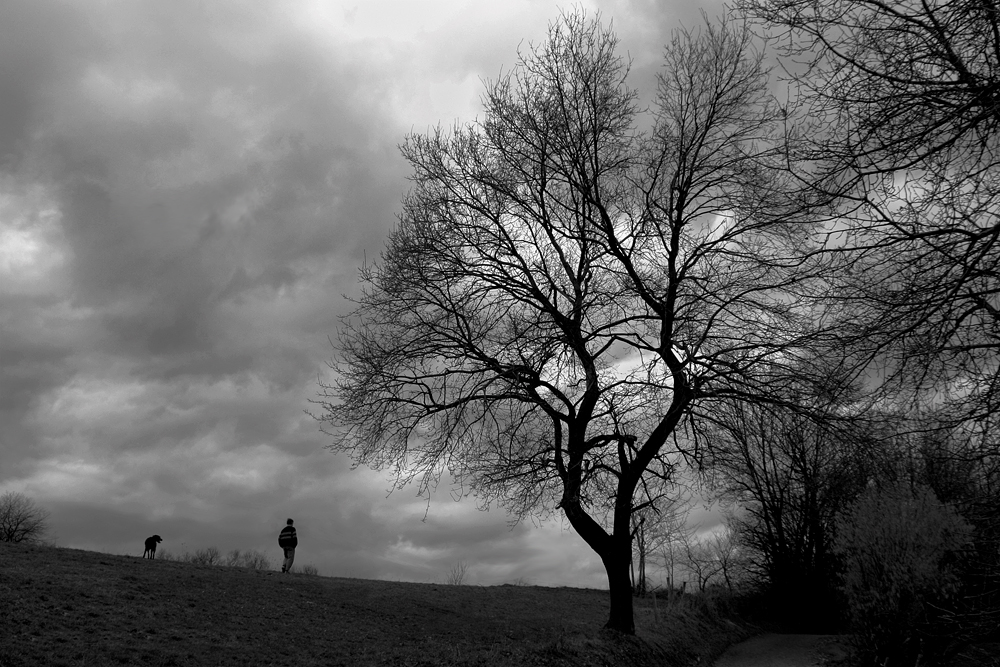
left=0, top=541, right=753, bottom=666
left=712, top=634, right=850, bottom=667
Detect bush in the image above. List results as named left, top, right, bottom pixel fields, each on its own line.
left=191, top=546, right=222, bottom=566
left=233, top=548, right=272, bottom=571
left=299, top=564, right=319, bottom=576
left=834, top=483, right=973, bottom=665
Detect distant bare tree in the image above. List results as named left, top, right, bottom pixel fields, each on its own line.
left=317, top=10, right=828, bottom=633
left=707, top=522, right=747, bottom=593
left=703, top=393, right=871, bottom=624
left=0, top=492, right=50, bottom=544
left=445, top=561, right=469, bottom=586
left=680, top=530, right=726, bottom=592
left=668, top=523, right=746, bottom=593
left=631, top=491, right=693, bottom=595
left=631, top=513, right=648, bottom=595
left=644, top=518, right=746, bottom=595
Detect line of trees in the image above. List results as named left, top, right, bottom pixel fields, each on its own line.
left=316, top=2, right=1000, bottom=655
left=730, top=1, right=1000, bottom=661
left=629, top=494, right=747, bottom=598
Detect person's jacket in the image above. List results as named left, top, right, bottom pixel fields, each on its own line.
left=278, top=526, right=298, bottom=549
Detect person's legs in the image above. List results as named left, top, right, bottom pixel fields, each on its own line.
left=282, top=548, right=295, bottom=573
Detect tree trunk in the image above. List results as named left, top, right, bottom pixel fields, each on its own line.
left=638, top=522, right=646, bottom=596
left=559, top=491, right=636, bottom=633
left=602, top=539, right=635, bottom=633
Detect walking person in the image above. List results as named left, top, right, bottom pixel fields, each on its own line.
left=278, top=518, right=297, bottom=573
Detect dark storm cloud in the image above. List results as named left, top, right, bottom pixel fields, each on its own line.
left=31, top=9, right=399, bottom=363
left=1, top=0, right=405, bottom=461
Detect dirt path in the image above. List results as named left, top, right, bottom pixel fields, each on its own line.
left=712, top=633, right=849, bottom=667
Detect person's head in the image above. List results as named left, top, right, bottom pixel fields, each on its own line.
left=287, top=518, right=294, bottom=525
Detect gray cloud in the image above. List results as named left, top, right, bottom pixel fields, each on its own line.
left=1, top=0, right=723, bottom=587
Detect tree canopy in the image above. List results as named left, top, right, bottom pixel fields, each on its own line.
left=740, top=0, right=1000, bottom=422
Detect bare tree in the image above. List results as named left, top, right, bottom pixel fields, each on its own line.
left=658, top=520, right=694, bottom=600
left=675, top=522, right=747, bottom=593
left=631, top=488, right=693, bottom=595
left=703, top=393, right=872, bottom=624
left=739, top=0, right=1000, bottom=423
left=446, top=561, right=469, bottom=586
left=631, top=511, right=650, bottom=596
left=682, top=530, right=725, bottom=592
left=708, top=522, right=747, bottom=593
left=0, top=491, right=50, bottom=544
left=736, top=0, right=1000, bottom=636
left=316, top=11, right=826, bottom=633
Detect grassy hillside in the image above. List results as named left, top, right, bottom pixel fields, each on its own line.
left=0, top=541, right=752, bottom=666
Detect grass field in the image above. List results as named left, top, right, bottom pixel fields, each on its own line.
left=0, top=541, right=752, bottom=666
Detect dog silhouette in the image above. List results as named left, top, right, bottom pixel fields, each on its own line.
left=143, top=535, right=162, bottom=559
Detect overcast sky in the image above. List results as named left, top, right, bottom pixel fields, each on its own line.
left=1, top=0, right=724, bottom=588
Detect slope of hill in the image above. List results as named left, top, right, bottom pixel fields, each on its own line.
left=0, top=541, right=751, bottom=666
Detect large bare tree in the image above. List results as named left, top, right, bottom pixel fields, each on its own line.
left=317, top=12, right=824, bottom=633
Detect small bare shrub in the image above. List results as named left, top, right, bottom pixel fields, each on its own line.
left=446, top=561, right=469, bottom=586
left=148, top=545, right=272, bottom=570
left=191, top=546, right=222, bottom=566
left=217, top=548, right=272, bottom=570
left=300, top=564, right=319, bottom=576
left=238, top=549, right=272, bottom=571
